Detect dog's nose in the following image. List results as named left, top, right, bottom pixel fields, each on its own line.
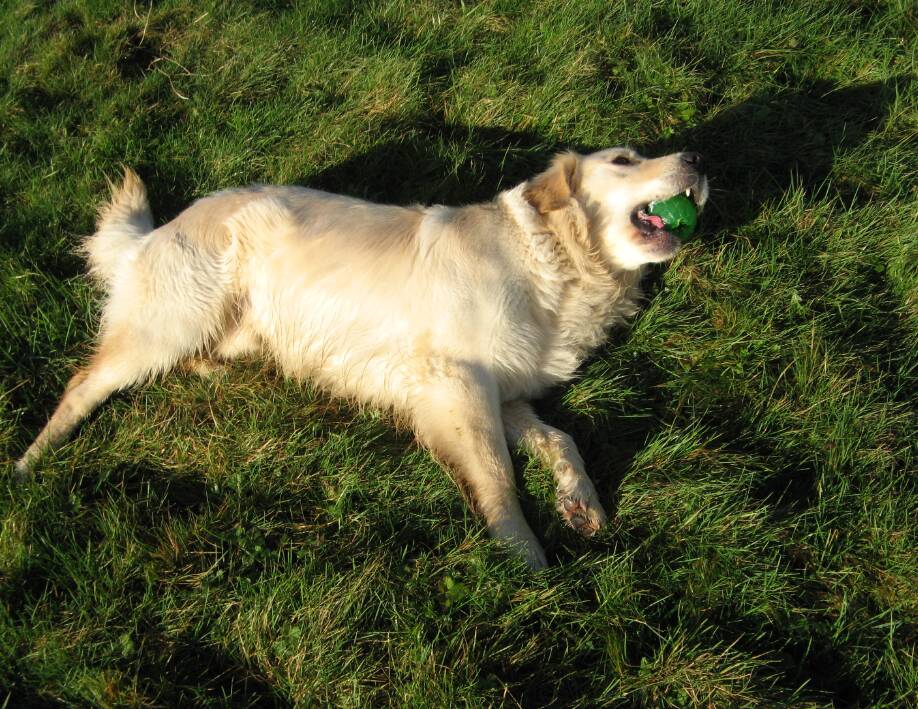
left=681, top=152, right=703, bottom=169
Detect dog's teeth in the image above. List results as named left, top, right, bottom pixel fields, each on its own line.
left=685, top=188, right=691, bottom=197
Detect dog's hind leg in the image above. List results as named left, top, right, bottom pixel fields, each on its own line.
left=16, top=230, right=235, bottom=477
left=14, top=331, right=177, bottom=476
left=411, top=364, right=547, bottom=569
left=502, top=400, right=607, bottom=535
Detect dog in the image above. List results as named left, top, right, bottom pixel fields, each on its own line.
left=16, top=147, right=707, bottom=568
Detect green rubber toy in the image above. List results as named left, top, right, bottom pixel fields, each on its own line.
left=647, top=194, right=698, bottom=239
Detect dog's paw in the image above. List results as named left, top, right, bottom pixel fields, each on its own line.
left=497, top=524, right=549, bottom=570
left=522, top=540, right=549, bottom=570
left=12, top=457, right=33, bottom=482
left=555, top=465, right=607, bottom=536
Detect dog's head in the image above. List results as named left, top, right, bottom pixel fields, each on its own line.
left=524, top=148, right=708, bottom=271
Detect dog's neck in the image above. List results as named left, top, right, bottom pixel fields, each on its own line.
left=498, top=184, right=641, bottom=304
left=498, top=185, right=644, bottom=379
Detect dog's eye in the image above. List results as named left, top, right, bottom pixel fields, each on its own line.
left=611, top=156, right=633, bottom=166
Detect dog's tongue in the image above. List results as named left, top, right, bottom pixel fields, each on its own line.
left=644, top=213, right=665, bottom=229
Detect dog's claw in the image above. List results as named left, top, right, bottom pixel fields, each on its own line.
left=553, top=463, right=607, bottom=536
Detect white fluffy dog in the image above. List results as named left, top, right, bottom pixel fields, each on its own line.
left=17, top=148, right=707, bottom=568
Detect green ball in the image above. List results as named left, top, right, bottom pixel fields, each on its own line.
left=647, top=194, right=698, bottom=239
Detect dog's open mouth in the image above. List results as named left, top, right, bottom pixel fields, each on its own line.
left=630, top=186, right=704, bottom=236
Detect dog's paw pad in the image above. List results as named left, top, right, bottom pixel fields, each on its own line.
left=557, top=493, right=606, bottom=536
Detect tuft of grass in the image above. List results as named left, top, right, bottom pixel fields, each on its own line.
left=1, top=0, right=916, bottom=705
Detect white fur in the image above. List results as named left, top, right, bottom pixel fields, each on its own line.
left=17, top=149, right=707, bottom=568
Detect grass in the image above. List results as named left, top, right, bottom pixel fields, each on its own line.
left=1, top=0, right=916, bottom=705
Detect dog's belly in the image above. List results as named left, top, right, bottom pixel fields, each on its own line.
left=208, top=187, right=586, bottom=408
left=238, top=248, right=557, bottom=408
left=241, top=255, right=425, bottom=407
left=237, top=246, right=496, bottom=410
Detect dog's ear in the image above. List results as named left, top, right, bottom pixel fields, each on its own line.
left=523, top=152, right=580, bottom=215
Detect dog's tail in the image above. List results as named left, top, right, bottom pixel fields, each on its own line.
left=81, top=167, right=153, bottom=288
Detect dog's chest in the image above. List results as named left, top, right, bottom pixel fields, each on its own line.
left=492, top=259, right=641, bottom=398
left=541, top=277, right=637, bottom=379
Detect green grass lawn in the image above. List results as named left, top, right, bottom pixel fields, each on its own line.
left=1, top=0, right=916, bottom=705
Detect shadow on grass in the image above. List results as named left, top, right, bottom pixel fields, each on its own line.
left=647, top=76, right=908, bottom=233
left=302, top=77, right=905, bottom=215
left=136, top=633, right=287, bottom=708
left=5, top=633, right=287, bottom=708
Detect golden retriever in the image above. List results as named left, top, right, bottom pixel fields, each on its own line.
left=16, top=148, right=707, bottom=568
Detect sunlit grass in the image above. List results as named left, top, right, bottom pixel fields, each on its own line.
left=1, top=0, right=915, bottom=704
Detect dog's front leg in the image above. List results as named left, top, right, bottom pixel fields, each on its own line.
left=501, top=401, right=607, bottom=535
left=411, top=365, right=547, bottom=569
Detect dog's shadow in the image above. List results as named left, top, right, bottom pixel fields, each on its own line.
left=305, top=77, right=903, bottom=218
left=648, top=76, right=906, bottom=235
left=296, top=76, right=902, bottom=538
